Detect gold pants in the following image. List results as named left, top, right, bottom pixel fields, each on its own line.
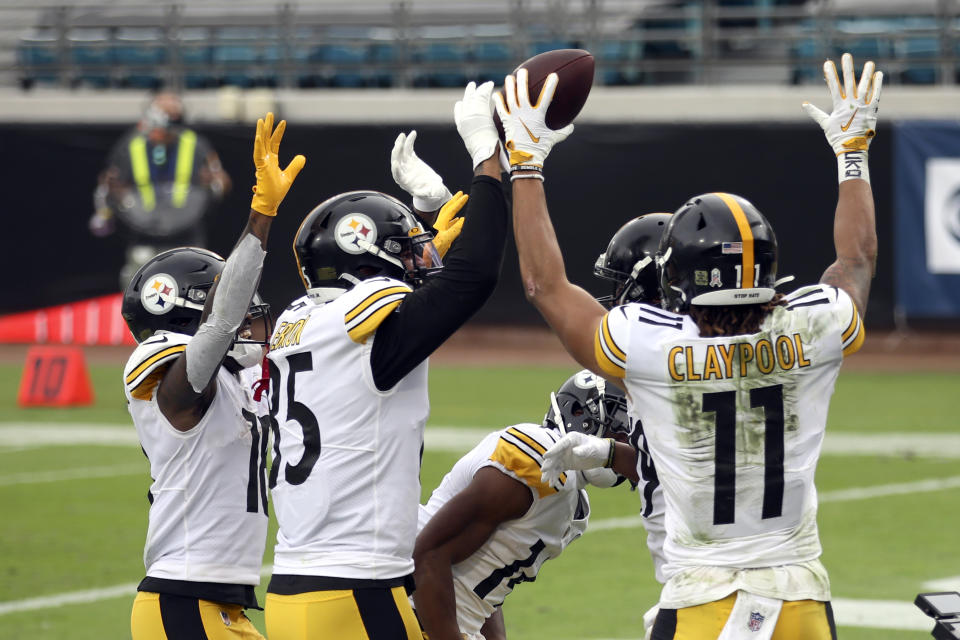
left=266, top=585, right=423, bottom=640
left=652, top=592, right=836, bottom=640
left=131, top=591, right=265, bottom=640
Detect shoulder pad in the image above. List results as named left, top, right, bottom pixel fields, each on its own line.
left=124, top=332, right=189, bottom=400
left=782, top=285, right=864, bottom=356
left=488, top=424, right=565, bottom=498
left=632, top=303, right=685, bottom=329
left=344, top=278, right=412, bottom=344
left=595, top=308, right=629, bottom=379
left=783, top=285, right=834, bottom=310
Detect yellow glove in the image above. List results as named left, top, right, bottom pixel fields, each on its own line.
left=250, top=112, right=306, bottom=216
left=431, top=191, right=468, bottom=258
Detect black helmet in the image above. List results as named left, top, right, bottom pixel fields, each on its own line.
left=659, top=192, right=778, bottom=313
left=122, top=247, right=224, bottom=343
left=293, top=190, right=442, bottom=295
left=543, top=370, right=628, bottom=440
left=594, top=213, right=672, bottom=307
left=122, top=247, right=270, bottom=344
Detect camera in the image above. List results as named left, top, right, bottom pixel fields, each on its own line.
left=915, top=592, right=960, bottom=640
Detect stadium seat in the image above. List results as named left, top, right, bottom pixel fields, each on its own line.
left=527, top=39, right=577, bottom=57
left=317, top=43, right=371, bottom=87
left=175, top=27, right=215, bottom=89
left=415, top=41, right=467, bottom=87
left=115, top=28, right=166, bottom=89
left=17, top=29, right=60, bottom=88
left=69, top=28, right=112, bottom=88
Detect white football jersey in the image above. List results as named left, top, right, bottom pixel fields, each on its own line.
left=629, top=409, right=667, bottom=584
left=268, top=277, right=429, bottom=580
left=124, top=331, right=270, bottom=586
left=418, top=423, right=589, bottom=637
left=595, top=285, right=865, bottom=608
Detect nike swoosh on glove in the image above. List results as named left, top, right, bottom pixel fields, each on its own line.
left=493, top=69, right=574, bottom=170
left=802, top=52, right=883, bottom=157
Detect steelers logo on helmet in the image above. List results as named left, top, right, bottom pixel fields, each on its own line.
left=334, top=213, right=378, bottom=255
left=573, top=370, right=599, bottom=390
left=140, top=273, right=179, bottom=315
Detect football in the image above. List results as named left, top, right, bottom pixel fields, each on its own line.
left=496, top=48, right=595, bottom=134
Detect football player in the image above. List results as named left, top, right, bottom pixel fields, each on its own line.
left=412, top=371, right=630, bottom=640
left=123, top=113, right=304, bottom=639
left=263, top=81, right=508, bottom=640
left=499, top=52, right=882, bottom=639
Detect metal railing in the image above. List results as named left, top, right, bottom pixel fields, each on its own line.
left=1, top=0, right=958, bottom=90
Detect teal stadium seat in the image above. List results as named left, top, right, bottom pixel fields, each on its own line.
left=115, top=28, right=166, bottom=89
left=319, top=44, right=371, bottom=87
left=18, top=29, right=59, bottom=88
left=69, top=28, right=112, bottom=88
left=177, top=27, right=215, bottom=89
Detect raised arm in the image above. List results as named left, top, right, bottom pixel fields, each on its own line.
left=413, top=467, right=533, bottom=640
left=370, top=83, right=508, bottom=391
left=494, top=70, right=608, bottom=374
left=157, top=113, right=304, bottom=429
left=803, top=52, right=883, bottom=315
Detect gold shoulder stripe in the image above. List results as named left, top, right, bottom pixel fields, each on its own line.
left=594, top=320, right=626, bottom=379
left=842, top=309, right=865, bottom=356
left=347, top=299, right=404, bottom=344
left=490, top=437, right=566, bottom=498
left=125, top=345, right=186, bottom=384
left=601, top=314, right=627, bottom=362
left=841, top=301, right=861, bottom=342
left=506, top=427, right=547, bottom=456
left=345, top=286, right=411, bottom=324
left=129, top=370, right=164, bottom=401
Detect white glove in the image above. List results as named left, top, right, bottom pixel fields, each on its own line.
left=493, top=69, right=574, bottom=172
left=540, top=431, right=614, bottom=488
left=454, top=81, right=501, bottom=170
left=390, top=130, right=453, bottom=213
left=802, top=52, right=883, bottom=183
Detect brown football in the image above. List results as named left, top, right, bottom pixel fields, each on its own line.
left=496, top=48, right=595, bottom=135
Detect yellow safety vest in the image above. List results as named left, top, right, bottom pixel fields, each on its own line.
left=128, top=129, right=197, bottom=212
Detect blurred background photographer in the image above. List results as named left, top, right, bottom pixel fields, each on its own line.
left=89, top=91, right=231, bottom=288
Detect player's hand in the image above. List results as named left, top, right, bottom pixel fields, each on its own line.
left=540, top=431, right=615, bottom=488
left=802, top=52, right=883, bottom=157
left=431, top=191, right=468, bottom=258
left=391, top=130, right=454, bottom=213
left=494, top=69, right=574, bottom=171
left=454, top=81, right=501, bottom=170
left=250, top=112, right=306, bottom=216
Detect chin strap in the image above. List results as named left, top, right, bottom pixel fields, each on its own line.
left=252, top=353, right=270, bottom=401
left=549, top=391, right=566, bottom=435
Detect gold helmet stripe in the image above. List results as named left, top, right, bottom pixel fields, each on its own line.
left=714, top=192, right=754, bottom=289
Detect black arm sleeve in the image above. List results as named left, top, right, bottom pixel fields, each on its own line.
left=370, top=175, right=508, bottom=391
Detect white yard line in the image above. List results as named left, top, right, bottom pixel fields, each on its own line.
left=922, top=576, right=960, bottom=591
left=832, top=598, right=933, bottom=631
left=0, top=582, right=139, bottom=616
left=0, top=464, right=144, bottom=486
left=819, top=476, right=960, bottom=502
left=2, top=424, right=960, bottom=458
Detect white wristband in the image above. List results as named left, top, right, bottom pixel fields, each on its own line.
left=510, top=173, right=545, bottom=182
left=837, top=151, right=870, bottom=184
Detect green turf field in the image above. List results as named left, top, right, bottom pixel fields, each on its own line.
left=0, top=362, right=957, bottom=639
